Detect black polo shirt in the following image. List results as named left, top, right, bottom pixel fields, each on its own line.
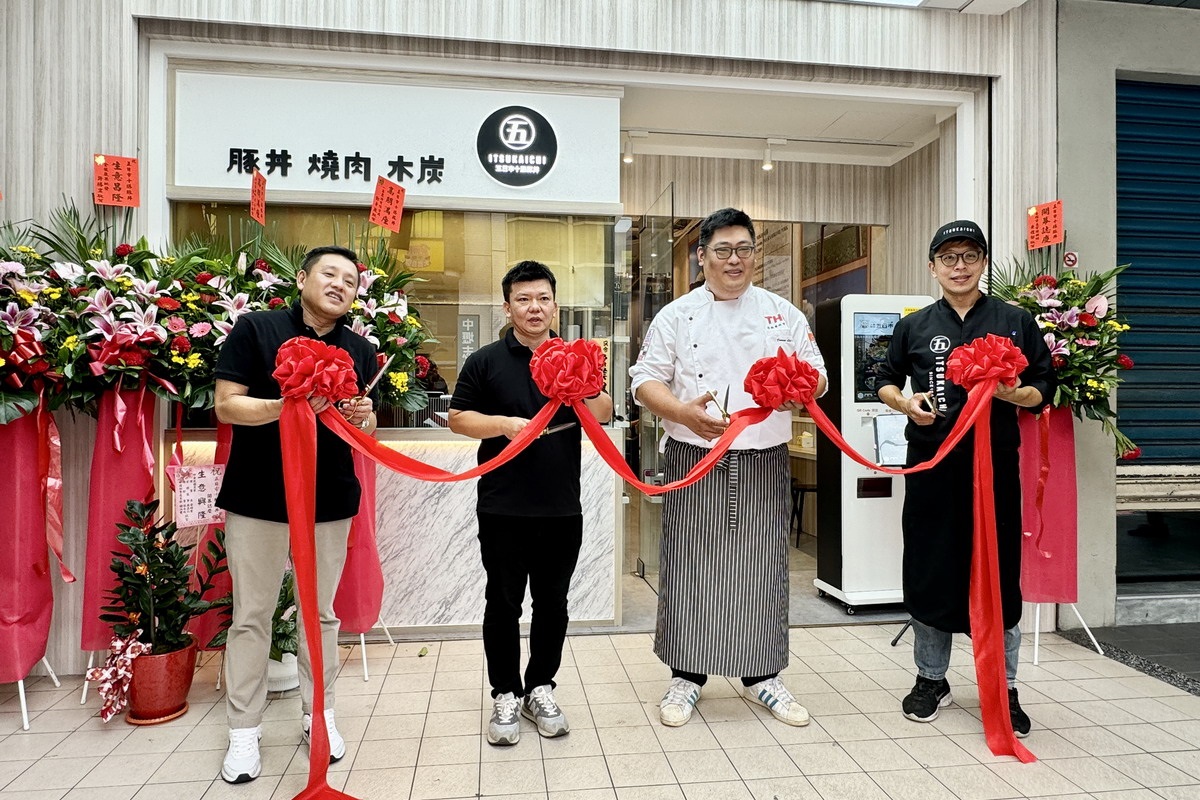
left=450, top=330, right=584, bottom=517
left=875, top=294, right=1055, bottom=451
left=214, top=301, right=379, bottom=523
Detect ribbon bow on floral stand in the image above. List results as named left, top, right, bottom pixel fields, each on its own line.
left=85, top=631, right=150, bottom=723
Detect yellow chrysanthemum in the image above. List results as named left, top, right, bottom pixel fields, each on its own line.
left=16, top=289, right=37, bottom=305
left=171, top=354, right=186, bottom=365
left=352, top=301, right=363, bottom=310
left=43, top=288, right=62, bottom=300
left=389, top=371, right=410, bottom=392
left=182, top=292, right=200, bottom=302
left=159, top=256, right=176, bottom=266
left=14, top=245, right=37, bottom=255
left=0, top=356, right=6, bottom=368
left=186, top=303, right=199, bottom=312
left=62, top=335, right=79, bottom=351
left=89, top=247, right=102, bottom=258
left=374, top=268, right=386, bottom=277
left=185, top=352, right=203, bottom=369
left=405, top=315, right=421, bottom=328
left=116, top=276, right=134, bottom=289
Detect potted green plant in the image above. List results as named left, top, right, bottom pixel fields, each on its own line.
left=91, top=499, right=231, bottom=724
left=266, top=567, right=300, bottom=692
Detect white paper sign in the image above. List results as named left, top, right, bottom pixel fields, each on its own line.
left=171, top=464, right=226, bottom=528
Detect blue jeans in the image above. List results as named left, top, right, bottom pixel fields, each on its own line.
left=911, top=618, right=1021, bottom=688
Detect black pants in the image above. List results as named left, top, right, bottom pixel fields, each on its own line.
left=478, top=512, right=583, bottom=698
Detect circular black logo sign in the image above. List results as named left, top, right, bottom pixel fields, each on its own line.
left=477, top=106, right=557, bottom=187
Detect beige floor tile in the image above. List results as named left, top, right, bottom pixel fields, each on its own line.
left=819, top=672, right=884, bottom=694
left=1157, top=720, right=1200, bottom=748
left=573, top=649, right=624, bottom=667
left=841, top=691, right=904, bottom=715
left=544, top=755, right=612, bottom=792
left=387, top=657, right=439, bottom=676
left=363, top=713, right=426, bottom=740
left=130, top=780, right=211, bottom=800
left=859, top=712, right=941, bottom=741
left=480, top=760, right=547, bottom=794
left=0, top=791, right=69, bottom=800
left=696, top=699, right=757, bottom=725
left=609, top=634, right=654, bottom=651
left=60, top=787, right=138, bottom=800
left=664, top=749, right=738, bottom=784
left=590, top=703, right=650, bottom=729
left=599, top=726, right=663, bottom=755
left=560, top=704, right=596, bottom=731
left=541, top=728, right=602, bottom=759
left=1106, top=752, right=1198, bottom=788
left=679, top=781, right=753, bottom=800
left=148, top=750, right=221, bottom=784
left=1110, top=697, right=1194, bottom=724
left=742, top=776, right=820, bottom=800
left=1158, top=749, right=1200, bottom=781
left=410, top=763, right=480, bottom=800
left=624, top=664, right=671, bottom=684
left=412, top=734, right=477, bottom=767
left=1156, top=786, right=1200, bottom=800
left=177, top=724, right=233, bottom=752
left=706, top=721, right=775, bottom=750
left=438, top=639, right=484, bottom=656
left=616, top=785, right=685, bottom=800
left=588, top=683, right=641, bottom=706
left=926, top=764, right=1020, bottom=800
left=0, top=731, right=71, bottom=761
left=766, top=719, right=834, bottom=746
left=109, top=725, right=191, bottom=755
left=653, top=723, right=719, bottom=753
left=342, top=766, right=414, bottom=798
left=437, top=654, right=484, bottom=672
left=1114, top=722, right=1197, bottom=753
left=809, top=713, right=888, bottom=742
left=579, top=665, right=634, bottom=685
left=427, top=689, right=484, bottom=714
left=1060, top=700, right=1148, bottom=727
left=838, top=739, right=921, bottom=772
left=1026, top=702, right=1099, bottom=731
left=570, top=636, right=617, bottom=652
left=1045, top=725, right=1140, bottom=757
left=1020, top=680, right=1100, bottom=704
left=353, top=735, right=421, bottom=768
left=548, top=790, right=617, bottom=800
left=789, top=692, right=857, bottom=717
left=606, top=752, right=675, bottom=787
left=1043, top=756, right=1142, bottom=793
left=1013, top=729, right=1089, bottom=760
left=424, top=710, right=482, bottom=738
left=382, top=672, right=436, bottom=694
left=480, top=732, right=544, bottom=762
left=987, top=760, right=1085, bottom=796
left=725, top=745, right=801, bottom=780
left=7, top=756, right=104, bottom=792
left=76, top=752, right=171, bottom=788
left=868, top=768, right=958, bottom=800
left=783, top=742, right=861, bottom=776
left=0, top=756, right=34, bottom=788
left=804, top=772, right=889, bottom=800
left=893, top=735, right=976, bottom=768
left=860, top=669, right=920, bottom=692
left=431, top=670, right=485, bottom=692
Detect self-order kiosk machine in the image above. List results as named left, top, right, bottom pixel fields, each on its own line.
left=813, top=294, right=934, bottom=613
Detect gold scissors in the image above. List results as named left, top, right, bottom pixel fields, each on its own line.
left=708, top=387, right=730, bottom=422
left=921, top=389, right=946, bottom=417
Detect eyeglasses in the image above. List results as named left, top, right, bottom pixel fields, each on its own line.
left=936, top=250, right=983, bottom=267
left=705, top=245, right=756, bottom=260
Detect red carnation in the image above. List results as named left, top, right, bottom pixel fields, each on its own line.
left=254, top=259, right=270, bottom=273
left=156, top=297, right=182, bottom=311
left=1117, top=354, right=1135, bottom=369
left=1120, top=446, right=1142, bottom=461
left=68, top=286, right=87, bottom=297
left=119, top=349, right=148, bottom=367
left=114, top=243, right=134, bottom=258
left=1051, top=355, right=1067, bottom=370
left=387, top=311, right=403, bottom=324
left=195, top=272, right=214, bottom=285
left=269, top=297, right=286, bottom=309
left=47, top=270, right=61, bottom=281
left=170, top=336, right=191, bottom=354
left=1078, top=312, right=1098, bottom=327
left=356, top=262, right=368, bottom=273
left=415, top=355, right=431, bottom=379
left=1032, top=274, right=1058, bottom=289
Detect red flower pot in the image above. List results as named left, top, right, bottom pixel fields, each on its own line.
left=126, top=640, right=197, bottom=724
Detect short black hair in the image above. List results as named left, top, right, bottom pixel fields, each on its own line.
left=698, top=208, right=755, bottom=249
left=300, top=245, right=359, bottom=274
left=502, top=260, right=557, bottom=302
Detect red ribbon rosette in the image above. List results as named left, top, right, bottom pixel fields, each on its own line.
left=530, top=338, right=607, bottom=403
left=272, top=337, right=360, bottom=401
left=745, top=347, right=821, bottom=409
left=946, top=333, right=1028, bottom=390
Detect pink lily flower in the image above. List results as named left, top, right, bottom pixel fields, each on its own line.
left=1084, top=294, right=1109, bottom=318
left=1043, top=333, right=1068, bottom=356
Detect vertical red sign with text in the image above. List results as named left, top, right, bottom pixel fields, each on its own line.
left=368, top=177, right=406, bottom=233
left=250, top=170, right=267, bottom=226
left=93, top=154, right=140, bottom=208
left=1026, top=200, right=1064, bottom=250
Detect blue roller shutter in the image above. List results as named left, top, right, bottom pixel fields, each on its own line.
left=1115, top=79, right=1200, bottom=464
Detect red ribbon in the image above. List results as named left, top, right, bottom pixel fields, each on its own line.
left=35, top=401, right=73, bottom=582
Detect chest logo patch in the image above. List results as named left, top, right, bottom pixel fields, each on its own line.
left=764, top=313, right=787, bottom=331
left=929, top=335, right=951, bottom=354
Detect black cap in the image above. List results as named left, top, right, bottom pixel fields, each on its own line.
left=928, top=220, right=988, bottom=260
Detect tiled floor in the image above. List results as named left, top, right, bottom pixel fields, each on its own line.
left=6, top=624, right=1200, bottom=800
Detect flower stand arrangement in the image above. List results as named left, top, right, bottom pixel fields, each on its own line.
left=88, top=500, right=231, bottom=724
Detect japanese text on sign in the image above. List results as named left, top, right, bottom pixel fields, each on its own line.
left=93, top=154, right=141, bottom=208
left=368, top=177, right=406, bottom=233
left=1027, top=200, right=1064, bottom=250
left=250, top=170, right=266, bottom=226
left=171, top=465, right=226, bottom=528
left=458, top=315, right=481, bottom=365
left=227, top=148, right=446, bottom=184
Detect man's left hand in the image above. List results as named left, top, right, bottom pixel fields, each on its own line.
left=338, top=396, right=374, bottom=426
left=993, top=377, right=1022, bottom=404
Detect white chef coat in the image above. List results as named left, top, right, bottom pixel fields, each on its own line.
left=629, top=284, right=827, bottom=451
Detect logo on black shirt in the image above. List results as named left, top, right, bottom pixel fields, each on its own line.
left=929, top=335, right=951, bottom=354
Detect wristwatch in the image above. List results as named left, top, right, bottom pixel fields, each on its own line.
left=359, top=416, right=370, bottom=430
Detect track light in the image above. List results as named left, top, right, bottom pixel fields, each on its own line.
left=762, top=142, right=774, bottom=172
left=622, top=138, right=634, bottom=164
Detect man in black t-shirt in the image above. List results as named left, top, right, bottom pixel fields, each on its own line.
left=876, top=220, right=1054, bottom=740
left=214, top=246, right=378, bottom=784
left=449, top=261, right=613, bottom=747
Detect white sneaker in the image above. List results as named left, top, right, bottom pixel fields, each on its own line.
left=659, top=677, right=701, bottom=727
left=744, top=676, right=809, bottom=727
left=302, top=708, right=346, bottom=762
left=222, top=726, right=262, bottom=784
left=488, top=692, right=521, bottom=746
left=522, top=684, right=569, bottom=738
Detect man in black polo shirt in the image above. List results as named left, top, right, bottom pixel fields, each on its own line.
left=875, top=220, right=1054, bottom=739
left=448, top=261, right=613, bottom=746
left=214, top=246, right=379, bottom=784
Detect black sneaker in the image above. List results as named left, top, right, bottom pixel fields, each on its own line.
left=902, top=676, right=952, bottom=722
left=1009, top=687, right=1031, bottom=738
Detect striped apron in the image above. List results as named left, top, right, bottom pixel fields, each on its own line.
left=654, top=439, right=790, bottom=677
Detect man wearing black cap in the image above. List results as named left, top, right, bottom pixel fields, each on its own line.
left=874, top=220, right=1054, bottom=738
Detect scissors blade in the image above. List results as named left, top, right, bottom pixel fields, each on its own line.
left=722, top=386, right=731, bottom=421
left=362, top=353, right=396, bottom=396
left=541, top=421, right=577, bottom=437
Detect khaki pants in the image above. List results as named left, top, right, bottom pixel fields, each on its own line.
left=223, top=512, right=351, bottom=729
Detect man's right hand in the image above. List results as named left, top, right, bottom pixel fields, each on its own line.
left=904, top=394, right=936, bottom=426
left=681, top=393, right=730, bottom=441
left=500, top=416, right=530, bottom=439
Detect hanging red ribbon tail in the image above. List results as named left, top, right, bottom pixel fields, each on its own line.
left=970, top=392, right=1037, bottom=763
left=166, top=404, right=185, bottom=489
left=35, top=400, right=74, bottom=582
left=1026, top=405, right=1053, bottom=558
left=319, top=400, right=561, bottom=481
left=112, top=377, right=128, bottom=452
left=279, top=398, right=359, bottom=800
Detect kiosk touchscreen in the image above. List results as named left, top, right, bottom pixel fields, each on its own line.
left=813, top=294, right=933, bottom=613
